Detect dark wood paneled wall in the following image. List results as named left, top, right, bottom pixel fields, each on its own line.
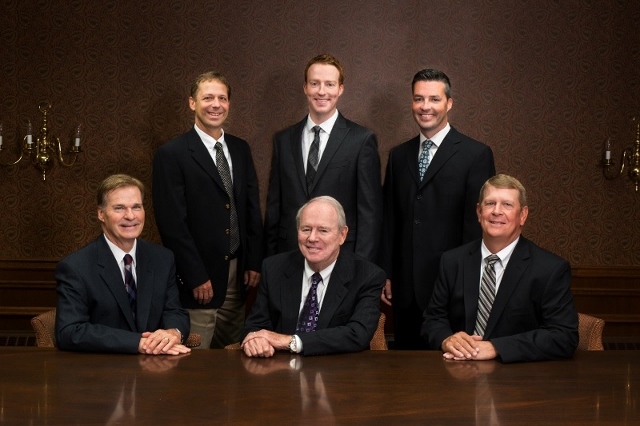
left=2, top=261, right=638, bottom=343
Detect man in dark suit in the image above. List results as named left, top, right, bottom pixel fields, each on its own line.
left=241, top=196, right=385, bottom=357
left=153, top=71, right=263, bottom=348
left=55, top=174, right=190, bottom=355
left=422, top=174, right=579, bottom=363
left=381, top=69, right=496, bottom=349
left=264, top=54, right=382, bottom=262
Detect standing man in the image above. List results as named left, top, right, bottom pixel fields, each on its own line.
left=423, top=174, right=578, bottom=363
left=382, top=69, right=496, bottom=349
left=265, top=54, right=382, bottom=262
left=153, top=71, right=263, bottom=349
left=242, top=196, right=385, bottom=357
left=56, top=174, right=190, bottom=355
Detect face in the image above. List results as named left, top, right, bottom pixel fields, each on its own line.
left=297, top=201, right=348, bottom=272
left=412, top=80, right=453, bottom=139
left=98, top=186, right=145, bottom=252
left=189, top=79, right=229, bottom=139
left=476, top=185, right=528, bottom=251
left=303, top=63, right=344, bottom=123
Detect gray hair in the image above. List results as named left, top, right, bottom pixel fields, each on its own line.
left=296, top=196, right=347, bottom=229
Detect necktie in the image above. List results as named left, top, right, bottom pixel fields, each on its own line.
left=474, top=254, right=500, bottom=337
left=418, top=139, right=434, bottom=180
left=215, top=142, right=239, bottom=253
left=296, top=272, right=322, bottom=333
left=123, top=254, right=137, bottom=319
left=306, top=126, right=321, bottom=191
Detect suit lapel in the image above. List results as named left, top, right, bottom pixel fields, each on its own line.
left=188, top=128, right=226, bottom=192
left=282, top=255, right=305, bottom=334
left=463, top=242, right=483, bottom=333
left=317, top=251, right=351, bottom=329
left=403, top=136, right=422, bottom=185
left=96, top=237, right=137, bottom=331
left=420, top=127, right=462, bottom=188
left=309, top=113, right=350, bottom=193
left=287, top=118, right=308, bottom=195
left=134, top=241, right=153, bottom=332
left=484, top=238, right=530, bottom=337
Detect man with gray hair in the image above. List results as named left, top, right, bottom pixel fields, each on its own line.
left=241, top=196, right=385, bottom=357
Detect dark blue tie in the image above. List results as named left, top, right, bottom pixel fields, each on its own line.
left=296, top=273, right=322, bottom=333
left=123, top=254, right=137, bottom=319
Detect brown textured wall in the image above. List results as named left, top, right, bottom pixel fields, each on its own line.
left=1, top=0, right=639, bottom=265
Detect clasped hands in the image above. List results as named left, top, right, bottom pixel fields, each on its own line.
left=138, top=328, right=191, bottom=356
left=241, top=329, right=290, bottom=358
left=441, top=331, right=497, bottom=361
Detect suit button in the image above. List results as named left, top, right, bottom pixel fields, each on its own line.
left=225, top=203, right=230, bottom=209
left=414, top=219, right=421, bottom=225
left=224, top=256, right=229, bottom=261
left=225, top=228, right=230, bottom=235
left=417, top=195, right=422, bottom=200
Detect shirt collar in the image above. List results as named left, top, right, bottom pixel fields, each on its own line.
left=103, top=234, right=138, bottom=265
left=194, top=124, right=226, bottom=151
left=304, top=257, right=338, bottom=284
left=419, top=122, right=451, bottom=148
left=306, top=109, right=339, bottom=135
left=480, top=236, right=519, bottom=267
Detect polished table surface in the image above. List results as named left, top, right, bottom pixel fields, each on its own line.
left=0, top=347, right=638, bottom=425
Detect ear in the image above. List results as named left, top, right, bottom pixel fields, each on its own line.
left=337, top=84, right=344, bottom=97
left=188, top=97, right=196, bottom=112
left=476, top=203, right=482, bottom=222
left=97, top=207, right=105, bottom=223
left=338, top=225, right=348, bottom=246
left=446, top=97, right=453, bottom=112
left=519, top=206, right=529, bottom=226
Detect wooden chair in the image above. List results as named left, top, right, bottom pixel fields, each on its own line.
left=30, top=309, right=201, bottom=348
left=225, top=312, right=388, bottom=351
left=577, top=312, right=605, bottom=351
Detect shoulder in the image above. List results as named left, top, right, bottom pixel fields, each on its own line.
left=264, top=250, right=302, bottom=269
left=339, top=250, right=386, bottom=281
left=446, top=126, right=492, bottom=151
left=389, top=135, right=420, bottom=155
left=137, top=239, right=174, bottom=259
left=441, top=239, right=480, bottom=262
left=274, top=118, right=306, bottom=139
left=155, top=130, right=194, bottom=154
left=224, top=132, right=250, bottom=147
left=339, top=114, right=376, bottom=137
left=518, top=237, right=568, bottom=268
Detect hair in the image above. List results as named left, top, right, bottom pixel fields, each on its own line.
left=304, top=54, right=345, bottom=85
left=411, top=69, right=452, bottom=98
left=190, top=71, right=231, bottom=99
left=296, top=196, right=347, bottom=230
left=97, top=174, right=145, bottom=208
left=478, top=174, right=528, bottom=207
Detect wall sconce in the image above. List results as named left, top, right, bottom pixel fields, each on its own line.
left=0, top=102, right=82, bottom=181
left=601, top=117, right=640, bottom=192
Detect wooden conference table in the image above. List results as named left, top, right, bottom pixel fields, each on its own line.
left=0, top=347, right=638, bottom=425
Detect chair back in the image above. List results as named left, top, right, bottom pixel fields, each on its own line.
left=577, top=312, right=605, bottom=351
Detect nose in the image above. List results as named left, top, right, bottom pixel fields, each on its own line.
left=123, top=208, right=135, bottom=219
left=307, top=229, right=319, bottom=241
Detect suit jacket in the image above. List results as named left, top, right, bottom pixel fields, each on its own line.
left=242, top=249, right=386, bottom=355
left=422, top=237, right=579, bottom=363
left=265, top=113, right=382, bottom=262
left=55, top=236, right=190, bottom=354
left=152, top=128, right=264, bottom=309
left=382, top=126, right=495, bottom=311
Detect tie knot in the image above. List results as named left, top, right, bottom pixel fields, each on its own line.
left=312, top=126, right=321, bottom=136
left=423, top=139, right=434, bottom=150
left=214, top=141, right=223, bottom=151
left=311, top=272, right=322, bottom=287
left=124, top=254, right=133, bottom=266
left=485, top=254, right=499, bottom=267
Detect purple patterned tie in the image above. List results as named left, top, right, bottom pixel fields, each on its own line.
left=123, top=254, right=137, bottom=319
left=296, top=273, right=322, bottom=333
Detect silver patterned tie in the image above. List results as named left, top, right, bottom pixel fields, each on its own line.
left=474, top=254, right=500, bottom=337
left=215, top=142, right=239, bottom=253
left=418, top=139, right=434, bottom=180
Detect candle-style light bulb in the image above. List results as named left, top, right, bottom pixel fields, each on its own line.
left=0, top=122, right=3, bottom=149
left=26, top=120, right=33, bottom=146
left=605, top=138, right=611, bottom=160
left=74, top=124, right=81, bottom=147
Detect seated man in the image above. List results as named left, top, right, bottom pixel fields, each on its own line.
left=241, top=196, right=385, bottom=357
left=55, top=174, right=191, bottom=355
left=422, top=174, right=578, bottom=363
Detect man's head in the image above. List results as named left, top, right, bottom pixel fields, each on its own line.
left=189, top=71, right=230, bottom=139
left=476, top=174, right=529, bottom=253
left=411, top=68, right=453, bottom=139
left=296, top=196, right=348, bottom=272
left=303, top=54, right=344, bottom=124
left=97, top=174, right=145, bottom=252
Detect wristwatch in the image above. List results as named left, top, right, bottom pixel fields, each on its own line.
left=289, top=335, right=297, bottom=353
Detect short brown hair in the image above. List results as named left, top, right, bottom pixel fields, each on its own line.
left=304, top=54, right=344, bottom=85
left=478, top=174, right=527, bottom=207
left=190, top=71, right=231, bottom=99
left=97, top=174, right=145, bottom=208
